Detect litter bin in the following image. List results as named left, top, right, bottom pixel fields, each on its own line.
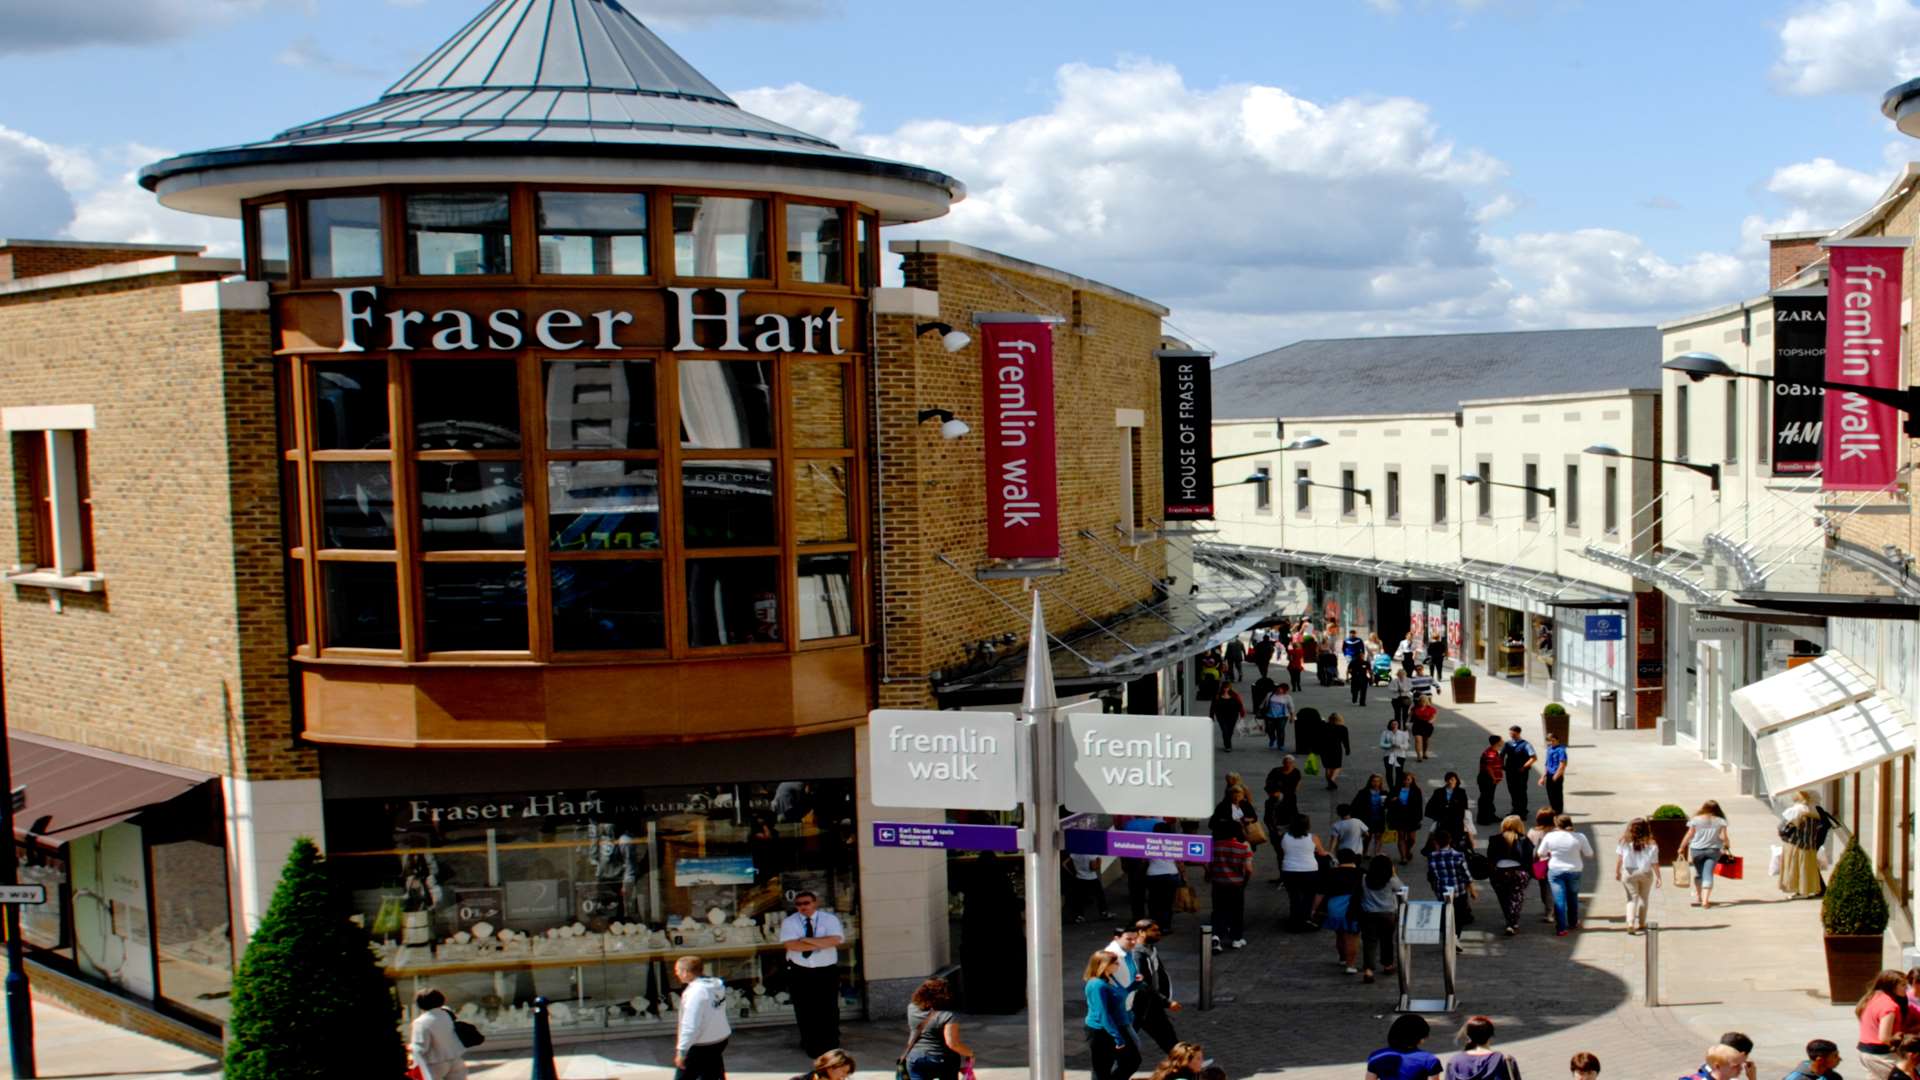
left=1592, top=689, right=1619, bottom=730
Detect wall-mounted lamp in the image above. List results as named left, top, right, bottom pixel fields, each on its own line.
left=1583, top=442, right=1720, bottom=493
left=916, top=321, right=972, bottom=353
left=1459, top=471, right=1556, bottom=508
left=918, top=408, right=971, bottom=439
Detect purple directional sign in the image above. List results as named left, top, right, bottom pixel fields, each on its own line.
left=1064, top=828, right=1212, bottom=863
left=872, top=821, right=1022, bottom=852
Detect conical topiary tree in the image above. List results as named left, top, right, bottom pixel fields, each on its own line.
left=225, top=837, right=405, bottom=1079
left=1822, top=839, right=1889, bottom=936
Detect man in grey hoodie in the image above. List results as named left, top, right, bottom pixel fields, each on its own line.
left=674, top=955, right=733, bottom=1080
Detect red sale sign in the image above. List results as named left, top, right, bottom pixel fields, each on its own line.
left=1822, top=240, right=1908, bottom=491
left=980, top=318, right=1059, bottom=559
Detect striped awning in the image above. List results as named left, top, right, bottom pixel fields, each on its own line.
left=1731, top=653, right=1913, bottom=795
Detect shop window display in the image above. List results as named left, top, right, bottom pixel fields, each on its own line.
left=326, top=780, right=859, bottom=1042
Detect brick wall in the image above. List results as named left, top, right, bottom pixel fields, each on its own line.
left=875, top=246, right=1169, bottom=708
left=1768, top=236, right=1823, bottom=289
left=0, top=271, right=312, bottom=781
left=0, top=242, right=203, bottom=282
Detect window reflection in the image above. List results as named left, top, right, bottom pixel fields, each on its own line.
left=422, top=563, right=528, bottom=651
left=687, top=557, right=780, bottom=646
left=856, top=216, right=872, bottom=292
left=682, top=460, right=774, bottom=548
left=798, top=553, right=854, bottom=641
left=151, top=838, right=233, bottom=1023
left=548, top=461, right=659, bottom=551
left=785, top=204, right=843, bottom=285
left=679, top=361, right=774, bottom=449
left=793, top=461, right=849, bottom=544
left=538, top=192, right=649, bottom=275
left=789, top=363, right=846, bottom=449
left=673, top=195, right=767, bottom=279
left=552, top=561, right=665, bottom=651
left=312, top=361, right=391, bottom=450
left=257, top=205, right=289, bottom=282
left=306, top=197, right=383, bottom=279
left=545, top=361, right=655, bottom=450
left=318, top=462, right=395, bottom=549
left=414, top=362, right=520, bottom=450
left=419, top=462, right=525, bottom=551
left=406, top=192, right=513, bottom=276
left=323, top=562, right=400, bottom=649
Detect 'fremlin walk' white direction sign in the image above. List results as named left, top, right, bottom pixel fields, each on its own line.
left=1057, top=712, right=1215, bottom=818
left=868, top=709, right=1019, bottom=811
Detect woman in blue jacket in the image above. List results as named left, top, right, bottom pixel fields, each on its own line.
left=1083, top=950, right=1141, bottom=1080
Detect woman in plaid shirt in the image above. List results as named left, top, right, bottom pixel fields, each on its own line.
left=1206, top=819, right=1254, bottom=952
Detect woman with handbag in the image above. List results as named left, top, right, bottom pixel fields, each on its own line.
left=1084, top=950, right=1143, bottom=1080
left=904, top=977, right=974, bottom=1080
left=1323, top=713, right=1352, bottom=790
left=1426, top=773, right=1471, bottom=846
left=1525, top=810, right=1556, bottom=923
left=1681, top=800, right=1734, bottom=910
left=1445, top=1016, right=1521, bottom=1080
left=1380, top=718, right=1412, bottom=791
left=1486, top=815, right=1534, bottom=936
left=1264, top=758, right=1302, bottom=881
left=1778, top=790, right=1830, bottom=899
left=1614, top=817, right=1660, bottom=935
left=1391, top=773, right=1425, bottom=865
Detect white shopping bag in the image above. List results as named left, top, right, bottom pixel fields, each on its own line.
left=1768, top=843, right=1783, bottom=877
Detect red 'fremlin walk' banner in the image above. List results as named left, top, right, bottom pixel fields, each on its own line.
left=979, top=317, right=1060, bottom=559
left=1822, top=239, right=1908, bottom=491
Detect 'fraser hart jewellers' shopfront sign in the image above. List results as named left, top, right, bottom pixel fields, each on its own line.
left=978, top=315, right=1060, bottom=560
left=1821, top=239, right=1909, bottom=491
left=1158, top=350, right=1214, bottom=519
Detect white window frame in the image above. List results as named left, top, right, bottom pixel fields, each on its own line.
left=4, top=404, right=102, bottom=593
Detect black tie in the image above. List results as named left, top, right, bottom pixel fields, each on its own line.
left=801, top=915, right=814, bottom=959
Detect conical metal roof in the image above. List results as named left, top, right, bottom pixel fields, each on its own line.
left=140, top=0, right=960, bottom=224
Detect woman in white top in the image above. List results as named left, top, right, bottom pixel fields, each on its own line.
left=1379, top=719, right=1412, bottom=790
left=1680, top=800, right=1733, bottom=909
left=1279, top=814, right=1327, bottom=931
left=408, top=988, right=469, bottom=1080
left=1536, top=813, right=1594, bottom=936
left=1613, top=817, right=1661, bottom=934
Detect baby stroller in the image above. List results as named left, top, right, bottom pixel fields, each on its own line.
left=1370, top=652, right=1395, bottom=685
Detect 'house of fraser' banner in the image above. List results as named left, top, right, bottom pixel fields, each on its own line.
left=1158, top=351, right=1214, bottom=519
left=1822, top=240, right=1908, bottom=491
left=1771, top=291, right=1825, bottom=477
left=979, top=316, right=1059, bottom=559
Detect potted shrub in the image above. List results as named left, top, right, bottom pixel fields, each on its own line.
left=1451, top=664, right=1477, bottom=704
left=1822, top=841, right=1888, bottom=1003
left=1541, top=702, right=1571, bottom=745
left=1649, top=804, right=1689, bottom=865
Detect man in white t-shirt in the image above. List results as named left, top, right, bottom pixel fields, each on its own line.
left=1536, top=814, right=1594, bottom=936
left=1329, top=803, right=1369, bottom=858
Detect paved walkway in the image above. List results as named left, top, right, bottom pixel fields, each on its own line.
left=0, top=992, right=216, bottom=1078
left=27, top=663, right=1867, bottom=1079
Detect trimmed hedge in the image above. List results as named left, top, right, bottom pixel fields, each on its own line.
left=1650, top=804, right=1688, bottom=821
left=1823, top=840, right=1888, bottom=937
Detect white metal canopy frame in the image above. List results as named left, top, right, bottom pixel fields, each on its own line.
left=1730, top=652, right=1914, bottom=796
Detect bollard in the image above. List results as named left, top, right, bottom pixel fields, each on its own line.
left=531, top=995, right=560, bottom=1080
left=1643, top=923, right=1660, bottom=1007
left=1197, top=922, right=1214, bottom=1011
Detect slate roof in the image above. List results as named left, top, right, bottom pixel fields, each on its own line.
left=1212, top=326, right=1661, bottom=420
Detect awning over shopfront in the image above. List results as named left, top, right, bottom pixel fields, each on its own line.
left=1730, top=653, right=1913, bottom=795
left=10, top=732, right=216, bottom=844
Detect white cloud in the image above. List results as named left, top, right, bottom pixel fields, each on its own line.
left=731, top=84, right=862, bottom=145
left=1737, top=149, right=1900, bottom=252
left=0, top=0, right=269, bottom=56
left=625, top=0, right=840, bottom=29
left=0, top=130, right=78, bottom=239
left=1773, top=0, right=1920, bottom=95
left=1487, top=229, right=1751, bottom=327
left=277, top=34, right=382, bottom=78
left=0, top=126, right=237, bottom=255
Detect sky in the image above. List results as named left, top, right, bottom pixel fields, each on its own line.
left=0, top=0, right=1916, bottom=359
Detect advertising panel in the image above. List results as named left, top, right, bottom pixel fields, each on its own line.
left=980, top=318, right=1060, bottom=557
left=1158, top=351, right=1214, bottom=519
left=1822, top=241, right=1907, bottom=491
left=1772, top=291, right=1826, bottom=476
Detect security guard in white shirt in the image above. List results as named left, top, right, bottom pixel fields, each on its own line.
left=779, top=890, right=845, bottom=1057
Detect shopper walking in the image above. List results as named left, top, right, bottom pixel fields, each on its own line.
left=1145, top=829, right=1184, bottom=931
left=1682, top=800, right=1734, bottom=910
left=1781, top=1039, right=1844, bottom=1080
left=1540, top=732, right=1569, bottom=815
left=1410, top=695, right=1439, bottom=762
left=1357, top=774, right=1392, bottom=857
left=1392, top=773, right=1425, bottom=864
left=1614, top=817, right=1659, bottom=935
left=1324, top=712, right=1352, bottom=789
left=1129, top=921, right=1182, bottom=1056
left=673, top=956, right=733, bottom=1080
left=1278, top=813, right=1326, bottom=932
left=1526, top=809, right=1556, bottom=922
left=1206, top=818, right=1253, bottom=951
left=1359, top=854, right=1402, bottom=984
left=1501, top=727, right=1537, bottom=819
left=1264, top=683, right=1294, bottom=751
left=1210, top=683, right=1245, bottom=754
left=1396, top=632, right=1420, bottom=677
left=1779, top=790, right=1833, bottom=899
left=1264, top=757, right=1302, bottom=878
left=408, top=989, right=471, bottom=1080
left=1295, top=707, right=1324, bottom=767
left=1474, top=736, right=1503, bottom=827
left=1426, top=635, right=1449, bottom=681
left=1253, top=634, right=1275, bottom=679
left=1084, top=951, right=1142, bottom=1080
left=1349, top=652, right=1372, bottom=706
left=1486, top=815, right=1535, bottom=936
left=1446, top=1016, right=1520, bottom=1080
left=903, top=978, right=974, bottom=1080
left=1367, top=1014, right=1444, bottom=1080
left=1426, top=773, right=1471, bottom=846
left=1225, top=636, right=1246, bottom=683
left=1381, top=718, right=1412, bottom=791
left=1425, top=828, right=1476, bottom=927
left=1389, top=668, right=1414, bottom=729
left=1857, top=972, right=1911, bottom=1080
left=1068, top=852, right=1114, bottom=924
left=1537, top=813, right=1593, bottom=936
left=1287, top=639, right=1305, bottom=692
left=780, top=890, right=845, bottom=1058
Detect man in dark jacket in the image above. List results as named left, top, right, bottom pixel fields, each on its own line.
left=1224, top=637, right=1246, bottom=683
left=1128, top=919, right=1181, bottom=1055
left=1252, top=634, right=1275, bottom=678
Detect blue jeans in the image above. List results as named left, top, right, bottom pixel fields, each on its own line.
left=1549, top=870, right=1581, bottom=931
left=1691, top=848, right=1722, bottom=884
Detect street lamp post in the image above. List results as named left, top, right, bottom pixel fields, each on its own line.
left=1459, top=472, right=1556, bottom=508
left=1209, top=434, right=1329, bottom=467
left=1665, top=351, right=1920, bottom=439
left=1583, top=442, right=1721, bottom=493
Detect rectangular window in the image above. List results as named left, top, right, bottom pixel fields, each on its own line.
left=317, top=462, right=395, bottom=549
left=673, top=195, right=768, bottom=279
left=785, top=203, right=845, bottom=285
left=1254, top=465, right=1271, bottom=511
left=794, top=460, right=850, bottom=543
left=686, top=557, right=781, bottom=646
left=256, top=204, right=289, bottom=282
left=1565, top=463, right=1581, bottom=529
left=1341, top=468, right=1357, bottom=516
left=421, top=563, right=528, bottom=652
left=322, top=562, right=400, bottom=650
left=1433, top=472, right=1447, bottom=524
left=682, top=460, right=776, bottom=548
left=413, top=360, right=521, bottom=450
left=1725, top=380, right=1739, bottom=463
left=305, top=196, right=383, bottom=279
left=790, top=362, right=848, bottom=449
left=1524, top=462, right=1540, bottom=523
left=1677, top=384, right=1691, bottom=460
left=12, top=429, right=94, bottom=575
left=551, top=561, right=664, bottom=651
left=1477, top=461, right=1492, bottom=518
left=547, top=461, right=660, bottom=551
left=417, top=461, right=525, bottom=551
left=1295, top=467, right=1310, bottom=512
left=798, top=552, right=854, bottom=641
left=1605, top=465, right=1620, bottom=534
left=1758, top=381, right=1771, bottom=466
left=1385, top=470, right=1401, bottom=520
left=679, top=360, right=775, bottom=449
left=406, top=192, right=512, bottom=276
left=544, top=360, right=656, bottom=451
left=536, top=191, right=649, bottom=276
left=311, top=361, right=391, bottom=451
left=151, top=837, right=234, bottom=1024
left=857, top=215, right=875, bottom=291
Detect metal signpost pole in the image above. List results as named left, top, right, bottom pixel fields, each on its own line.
left=0, top=637, right=33, bottom=1078
left=1020, top=590, right=1064, bottom=1080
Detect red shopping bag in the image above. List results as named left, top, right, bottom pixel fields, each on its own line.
left=1716, top=854, right=1744, bottom=880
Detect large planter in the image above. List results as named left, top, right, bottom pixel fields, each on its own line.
left=1825, top=934, right=1885, bottom=1003
left=1649, top=819, right=1688, bottom=865
left=1451, top=674, right=1477, bottom=704
left=1542, top=709, right=1571, bottom=746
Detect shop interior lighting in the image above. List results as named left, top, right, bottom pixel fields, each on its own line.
left=917, top=408, right=971, bottom=439
left=915, top=321, right=972, bottom=353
